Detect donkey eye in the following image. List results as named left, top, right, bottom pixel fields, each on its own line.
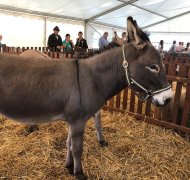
left=149, top=65, right=159, bottom=71
left=146, top=64, right=160, bottom=73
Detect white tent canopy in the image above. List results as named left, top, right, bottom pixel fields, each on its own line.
left=0, top=0, right=189, bottom=49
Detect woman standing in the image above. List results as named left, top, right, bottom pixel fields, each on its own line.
left=158, top=40, right=164, bottom=58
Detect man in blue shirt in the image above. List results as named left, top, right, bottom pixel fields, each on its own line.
left=98, top=32, right=109, bottom=48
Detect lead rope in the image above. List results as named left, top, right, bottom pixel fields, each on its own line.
left=122, top=44, right=131, bottom=86
left=122, top=44, right=149, bottom=94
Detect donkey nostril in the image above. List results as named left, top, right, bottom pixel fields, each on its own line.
left=164, top=98, right=170, bottom=105
left=152, top=97, right=170, bottom=107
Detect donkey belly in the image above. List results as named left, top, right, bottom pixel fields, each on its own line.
left=0, top=95, right=68, bottom=124
left=0, top=89, right=86, bottom=124
left=0, top=110, right=66, bottom=124
left=0, top=105, right=66, bottom=124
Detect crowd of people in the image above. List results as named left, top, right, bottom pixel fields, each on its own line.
left=1, top=25, right=189, bottom=56
left=47, top=26, right=88, bottom=53
left=48, top=25, right=190, bottom=58
left=158, top=40, right=190, bottom=54
left=47, top=26, right=128, bottom=53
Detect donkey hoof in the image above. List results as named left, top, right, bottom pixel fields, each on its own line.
left=99, top=140, right=108, bottom=147
left=65, top=165, right=74, bottom=174
left=23, top=125, right=39, bottom=136
left=75, top=173, right=87, bottom=180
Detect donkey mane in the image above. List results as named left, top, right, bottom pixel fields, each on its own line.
left=76, top=41, right=122, bottom=74
left=87, top=46, right=122, bottom=77
left=88, top=42, right=120, bottom=57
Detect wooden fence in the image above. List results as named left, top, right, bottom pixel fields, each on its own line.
left=1, top=46, right=190, bottom=134
left=0, top=45, right=89, bottom=59
left=105, top=53, right=190, bottom=134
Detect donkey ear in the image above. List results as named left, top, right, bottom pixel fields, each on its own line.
left=112, top=31, right=124, bottom=46
left=127, top=16, right=149, bottom=49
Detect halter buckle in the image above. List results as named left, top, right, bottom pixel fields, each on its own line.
left=122, top=60, right=128, bottom=68
left=147, top=90, right=153, bottom=96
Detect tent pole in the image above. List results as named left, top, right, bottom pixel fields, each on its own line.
left=84, top=20, right=87, bottom=39
left=44, top=17, right=47, bottom=48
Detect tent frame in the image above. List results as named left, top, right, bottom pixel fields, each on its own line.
left=0, top=1, right=189, bottom=43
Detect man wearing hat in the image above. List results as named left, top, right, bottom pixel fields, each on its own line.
left=47, top=26, right=62, bottom=52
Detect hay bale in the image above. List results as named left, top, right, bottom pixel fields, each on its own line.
left=0, top=111, right=190, bottom=179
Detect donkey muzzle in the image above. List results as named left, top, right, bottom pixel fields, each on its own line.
left=152, top=88, right=173, bottom=107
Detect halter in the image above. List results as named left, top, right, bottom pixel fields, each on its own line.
left=122, top=44, right=171, bottom=101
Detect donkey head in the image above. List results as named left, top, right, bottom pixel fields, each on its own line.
left=123, top=16, right=173, bottom=107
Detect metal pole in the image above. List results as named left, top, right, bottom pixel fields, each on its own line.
left=86, top=22, right=102, bottom=37
left=44, top=17, right=47, bottom=47
left=84, top=20, right=87, bottom=39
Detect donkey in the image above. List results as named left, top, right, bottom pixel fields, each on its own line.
left=19, top=49, right=108, bottom=146
left=0, top=17, right=173, bottom=180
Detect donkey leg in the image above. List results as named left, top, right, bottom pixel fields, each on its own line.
left=65, top=126, right=74, bottom=174
left=70, top=121, right=87, bottom=180
left=93, top=110, right=108, bottom=147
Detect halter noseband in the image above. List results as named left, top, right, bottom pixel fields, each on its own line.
left=122, top=44, right=171, bottom=101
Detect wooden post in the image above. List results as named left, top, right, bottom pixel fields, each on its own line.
left=137, top=98, right=143, bottom=115
left=181, top=84, right=190, bottom=126
left=109, top=97, right=114, bottom=107
left=129, top=90, right=135, bottom=113
left=122, top=88, right=128, bottom=111
left=115, top=92, right=121, bottom=109
left=145, top=100, right=151, bottom=117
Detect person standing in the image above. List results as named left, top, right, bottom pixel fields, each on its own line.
left=185, top=42, right=190, bottom=51
left=169, top=40, right=177, bottom=53
left=98, top=32, right=109, bottom=48
left=47, top=26, right=62, bottom=52
left=0, top=35, right=3, bottom=48
left=158, top=40, right=164, bottom=53
left=62, top=34, right=74, bottom=54
left=158, top=40, right=164, bottom=58
left=75, top=31, right=88, bottom=49
left=121, top=32, right=128, bottom=42
left=176, top=42, right=184, bottom=52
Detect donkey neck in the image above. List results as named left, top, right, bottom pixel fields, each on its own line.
left=88, top=47, right=128, bottom=101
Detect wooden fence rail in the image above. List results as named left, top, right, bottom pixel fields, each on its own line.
left=0, top=45, right=89, bottom=59
left=105, top=55, right=190, bottom=134
left=1, top=46, right=190, bottom=134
